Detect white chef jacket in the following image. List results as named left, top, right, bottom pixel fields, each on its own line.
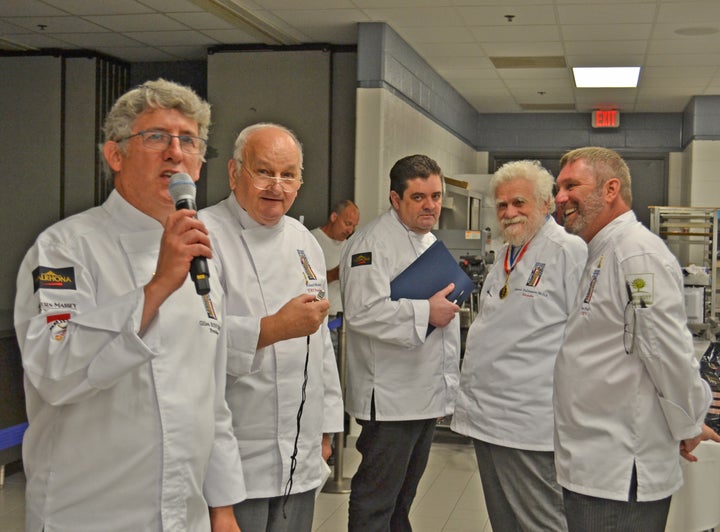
left=310, top=227, right=344, bottom=315
left=452, top=217, right=587, bottom=450
left=554, top=211, right=711, bottom=502
left=14, top=190, right=246, bottom=532
left=199, top=195, right=344, bottom=499
left=340, top=209, right=461, bottom=421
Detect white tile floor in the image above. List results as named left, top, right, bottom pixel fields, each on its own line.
left=0, top=430, right=491, bottom=532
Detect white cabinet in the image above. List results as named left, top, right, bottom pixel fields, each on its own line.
left=650, top=206, right=719, bottom=323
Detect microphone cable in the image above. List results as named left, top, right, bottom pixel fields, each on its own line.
left=282, top=334, right=310, bottom=518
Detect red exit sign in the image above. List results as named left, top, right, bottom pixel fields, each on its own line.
left=592, top=109, right=620, bottom=128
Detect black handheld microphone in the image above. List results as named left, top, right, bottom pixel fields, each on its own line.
left=168, top=173, right=211, bottom=295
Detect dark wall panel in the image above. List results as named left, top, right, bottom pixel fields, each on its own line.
left=0, top=56, right=63, bottom=332
left=207, top=49, right=331, bottom=229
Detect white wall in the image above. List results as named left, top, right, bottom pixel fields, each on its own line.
left=685, top=140, right=720, bottom=207
left=354, top=88, right=485, bottom=225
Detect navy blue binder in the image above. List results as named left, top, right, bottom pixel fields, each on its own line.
left=390, top=240, right=476, bottom=335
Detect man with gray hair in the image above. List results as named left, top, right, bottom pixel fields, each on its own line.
left=14, top=79, right=246, bottom=531
left=199, top=123, right=343, bottom=532
left=452, top=159, right=587, bottom=531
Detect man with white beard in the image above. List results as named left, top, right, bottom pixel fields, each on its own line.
left=452, top=160, right=587, bottom=531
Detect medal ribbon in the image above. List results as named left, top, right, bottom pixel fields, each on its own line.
left=499, top=240, right=531, bottom=298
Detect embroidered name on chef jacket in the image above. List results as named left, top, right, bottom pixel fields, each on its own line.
left=297, top=249, right=324, bottom=297
left=202, top=294, right=218, bottom=320
left=580, top=256, right=604, bottom=314
left=297, top=249, right=318, bottom=283
left=526, top=262, right=545, bottom=287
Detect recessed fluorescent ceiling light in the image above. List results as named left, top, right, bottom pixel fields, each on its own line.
left=572, top=67, right=640, bottom=88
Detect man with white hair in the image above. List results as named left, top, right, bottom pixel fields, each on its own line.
left=199, top=123, right=343, bottom=532
left=452, top=159, right=587, bottom=531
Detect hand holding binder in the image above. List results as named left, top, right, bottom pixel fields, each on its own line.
left=390, top=240, right=476, bottom=335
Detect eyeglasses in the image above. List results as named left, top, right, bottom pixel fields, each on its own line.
left=623, top=299, right=636, bottom=355
left=120, top=130, right=207, bottom=155
left=240, top=163, right=303, bottom=192
left=623, top=282, right=646, bottom=355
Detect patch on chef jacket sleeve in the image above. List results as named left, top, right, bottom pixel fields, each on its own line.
left=351, top=252, right=372, bottom=267
left=625, top=273, right=653, bottom=306
left=33, top=266, right=76, bottom=292
left=46, top=313, right=71, bottom=341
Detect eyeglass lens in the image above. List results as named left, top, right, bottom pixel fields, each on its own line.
left=139, top=131, right=205, bottom=154
left=242, top=165, right=302, bottom=192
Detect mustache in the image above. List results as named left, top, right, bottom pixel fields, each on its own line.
left=501, top=216, right=528, bottom=227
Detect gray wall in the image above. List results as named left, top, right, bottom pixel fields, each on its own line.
left=329, top=51, right=358, bottom=210
left=0, top=54, right=120, bottom=333
left=207, top=47, right=356, bottom=229
left=477, top=112, right=683, bottom=153
left=1, top=56, right=63, bottom=332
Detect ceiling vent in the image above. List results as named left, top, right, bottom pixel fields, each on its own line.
left=490, top=56, right=566, bottom=69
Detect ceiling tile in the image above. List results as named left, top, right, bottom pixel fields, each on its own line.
left=564, top=40, right=647, bottom=56
left=167, top=12, right=238, bottom=30
left=480, top=41, right=563, bottom=56
left=1, top=0, right=718, bottom=113
left=124, top=30, right=217, bottom=46
left=53, top=31, right=144, bottom=47
left=0, top=0, right=64, bottom=17
left=361, top=7, right=465, bottom=27
left=200, top=28, right=261, bottom=43
left=455, top=5, right=556, bottom=26
left=41, top=0, right=153, bottom=16
left=561, top=24, right=652, bottom=41
left=397, top=26, right=474, bottom=44
left=657, top=1, right=720, bottom=24
left=470, top=25, right=560, bottom=43
left=414, top=42, right=485, bottom=58
left=6, top=16, right=108, bottom=33
left=557, top=3, right=656, bottom=25
left=83, top=14, right=189, bottom=32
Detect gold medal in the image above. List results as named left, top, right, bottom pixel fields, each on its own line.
left=500, top=241, right=531, bottom=301
left=499, top=285, right=508, bottom=299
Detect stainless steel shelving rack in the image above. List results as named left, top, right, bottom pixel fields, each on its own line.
left=650, top=206, right=719, bottom=323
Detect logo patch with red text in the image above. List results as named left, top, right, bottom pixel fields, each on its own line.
left=33, top=266, right=76, bottom=292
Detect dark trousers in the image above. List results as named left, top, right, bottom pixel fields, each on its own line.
left=348, top=418, right=437, bottom=532
left=563, top=466, right=671, bottom=532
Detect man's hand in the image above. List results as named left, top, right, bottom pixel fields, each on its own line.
left=209, top=505, right=241, bottom=532
left=428, top=283, right=460, bottom=328
left=258, top=293, right=330, bottom=348
left=322, top=433, right=333, bottom=461
left=326, top=265, right=340, bottom=283
left=142, top=209, right=211, bottom=332
left=680, top=423, right=720, bottom=462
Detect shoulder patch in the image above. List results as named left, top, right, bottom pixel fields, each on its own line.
left=351, top=252, right=372, bottom=267
left=33, top=266, right=76, bottom=292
